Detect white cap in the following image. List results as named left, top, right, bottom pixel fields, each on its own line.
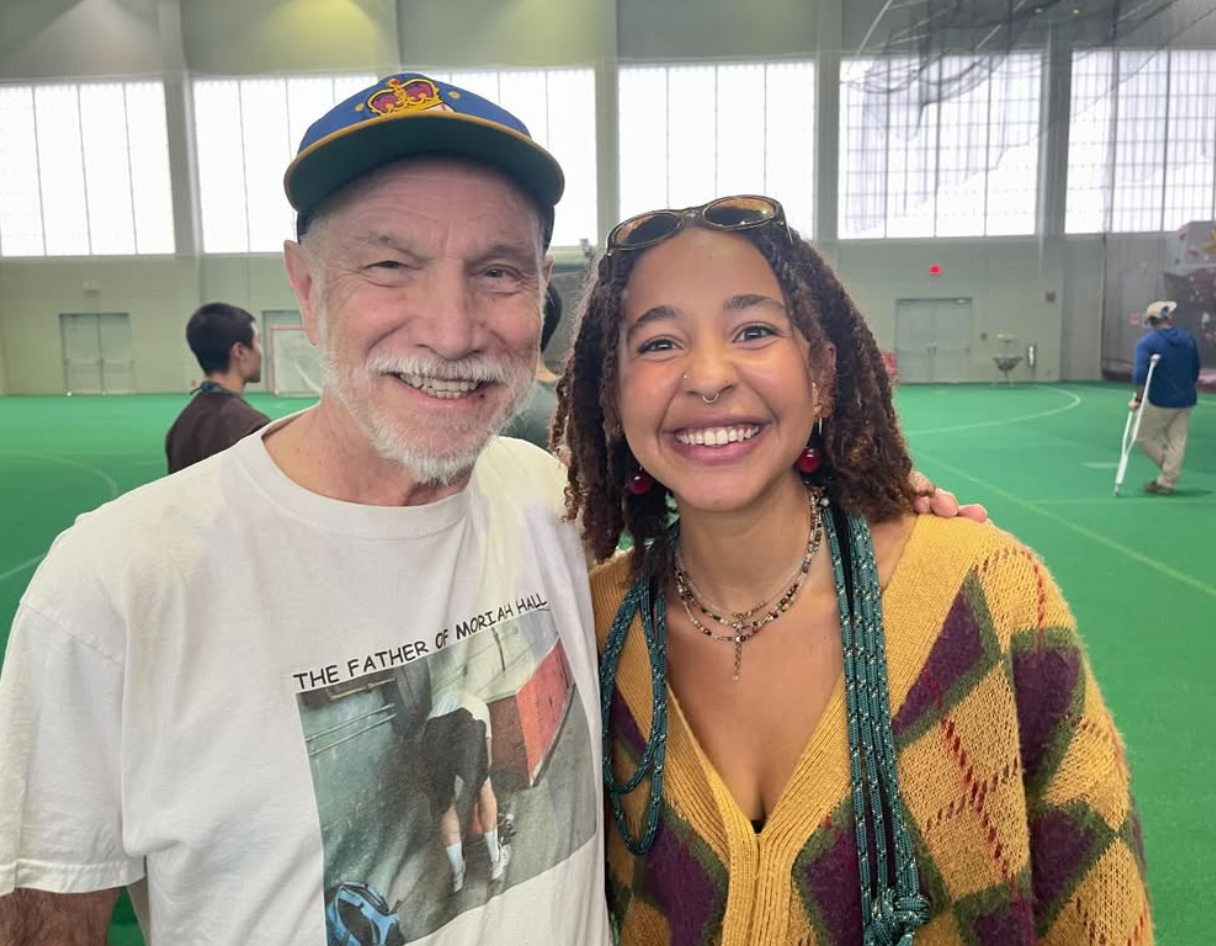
left=1144, top=300, right=1177, bottom=324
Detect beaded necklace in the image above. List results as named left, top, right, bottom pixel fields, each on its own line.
left=673, top=489, right=825, bottom=681
left=674, top=488, right=819, bottom=623
left=600, top=500, right=929, bottom=945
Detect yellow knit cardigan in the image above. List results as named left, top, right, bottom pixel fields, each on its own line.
left=591, top=516, right=1152, bottom=946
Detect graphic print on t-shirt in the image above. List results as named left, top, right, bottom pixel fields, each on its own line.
left=293, top=596, right=597, bottom=944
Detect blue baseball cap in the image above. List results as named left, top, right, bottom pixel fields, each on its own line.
left=284, top=72, right=564, bottom=243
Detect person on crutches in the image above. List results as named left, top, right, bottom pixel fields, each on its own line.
left=1128, top=300, right=1201, bottom=496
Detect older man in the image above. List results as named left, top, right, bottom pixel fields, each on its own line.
left=0, top=73, right=608, bottom=946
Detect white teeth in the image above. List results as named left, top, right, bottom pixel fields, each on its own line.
left=395, top=372, right=480, bottom=397
left=675, top=425, right=761, bottom=447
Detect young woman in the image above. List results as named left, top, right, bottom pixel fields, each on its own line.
left=553, top=197, right=1152, bottom=946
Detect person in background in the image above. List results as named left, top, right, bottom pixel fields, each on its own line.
left=502, top=284, right=563, bottom=449
left=165, top=302, right=271, bottom=473
left=1131, top=299, right=1201, bottom=495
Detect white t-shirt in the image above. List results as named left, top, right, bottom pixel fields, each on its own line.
left=0, top=419, right=610, bottom=946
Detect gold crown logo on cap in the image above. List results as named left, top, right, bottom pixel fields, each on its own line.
left=363, top=77, right=445, bottom=117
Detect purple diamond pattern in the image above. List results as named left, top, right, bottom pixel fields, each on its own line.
left=892, top=586, right=987, bottom=737
left=641, top=816, right=727, bottom=946
left=971, top=894, right=1037, bottom=946
left=1012, top=645, right=1081, bottom=781
left=1029, top=807, right=1100, bottom=911
left=799, top=824, right=863, bottom=946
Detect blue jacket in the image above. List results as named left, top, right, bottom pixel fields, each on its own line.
left=1134, top=326, right=1200, bottom=408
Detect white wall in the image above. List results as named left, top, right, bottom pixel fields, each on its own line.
left=833, top=238, right=1067, bottom=382
left=1, top=237, right=1110, bottom=394
left=0, top=258, right=196, bottom=394
left=1062, top=237, right=1105, bottom=380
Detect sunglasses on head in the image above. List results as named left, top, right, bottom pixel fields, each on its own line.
left=606, top=195, right=792, bottom=256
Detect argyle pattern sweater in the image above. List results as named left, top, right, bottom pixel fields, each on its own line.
left=591, top=517, right=1152, bottom=946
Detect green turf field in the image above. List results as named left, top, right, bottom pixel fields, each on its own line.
left=1, top=384, right=1211, bottom=944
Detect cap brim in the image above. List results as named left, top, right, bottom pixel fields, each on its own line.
left=284, top=111, right=565, bottom=218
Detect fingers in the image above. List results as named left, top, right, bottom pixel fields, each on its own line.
left=910, top=470, right=937, bottom=517
left=957, top=503, right=990, bottom=524
left=909, top=470, right=989, bottom=522
left=929, top=487, right=961, bottom=518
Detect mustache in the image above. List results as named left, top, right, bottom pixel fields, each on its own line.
left=365, top=352, right=531, bottom=384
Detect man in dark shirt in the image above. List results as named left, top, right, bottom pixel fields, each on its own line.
left=165, top=303, right=271, bottom=473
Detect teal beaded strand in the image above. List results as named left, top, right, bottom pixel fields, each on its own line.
left=824, top=508, right=885, bottom=932
left=600, top=548, right=671, bottom=856
left=822, top=510, right=929, bottom=946
left=847, top=514, right=927, bottom=936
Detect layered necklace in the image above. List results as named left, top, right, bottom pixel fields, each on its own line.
left=673, top=485, right=825, bottom=681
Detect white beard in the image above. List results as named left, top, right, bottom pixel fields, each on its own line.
left=318, top=312, right=535, bottom=485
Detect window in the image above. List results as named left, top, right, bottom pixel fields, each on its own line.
left=195, top=68, right=596, bottom=253
left=839, top=54, right=1042, bottom=239
left=1067, top=48, right=1216, bottom=233
left=0, top=81, right=174, bottom=256
left=194, top=74, right=375, bottom=253
left=618, top=61, right=816, bottom=236
left=428, top=69, right=598, bottom=248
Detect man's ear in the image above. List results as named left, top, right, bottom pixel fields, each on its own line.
left=284, top=240, right=322, bottom=346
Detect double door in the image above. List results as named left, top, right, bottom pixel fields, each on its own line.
left=894, top=298, right=973, bottom=383
left=60, top=312, right=134, bottom=393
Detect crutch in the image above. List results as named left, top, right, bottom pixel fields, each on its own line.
left=1114, top=352, right=1161, bottom=497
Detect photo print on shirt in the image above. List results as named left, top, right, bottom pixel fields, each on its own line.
left=292, top=597, right=597, bottom=944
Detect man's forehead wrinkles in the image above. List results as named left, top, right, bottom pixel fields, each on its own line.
left=335, top=214, right=541, bottom=263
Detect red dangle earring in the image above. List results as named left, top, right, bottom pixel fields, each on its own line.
left=627, top=468, right=655, bottom=495
left=796, top=446, right=821, bottom=474
left=612, top=424, right=655, bottom=496
left=796, top=415, right=825, bottom=474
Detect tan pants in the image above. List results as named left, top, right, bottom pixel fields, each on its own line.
left=1135, top=403, right=1193, bottom=489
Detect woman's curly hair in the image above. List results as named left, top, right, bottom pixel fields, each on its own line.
left=551, top=222, right=916, bottom=573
